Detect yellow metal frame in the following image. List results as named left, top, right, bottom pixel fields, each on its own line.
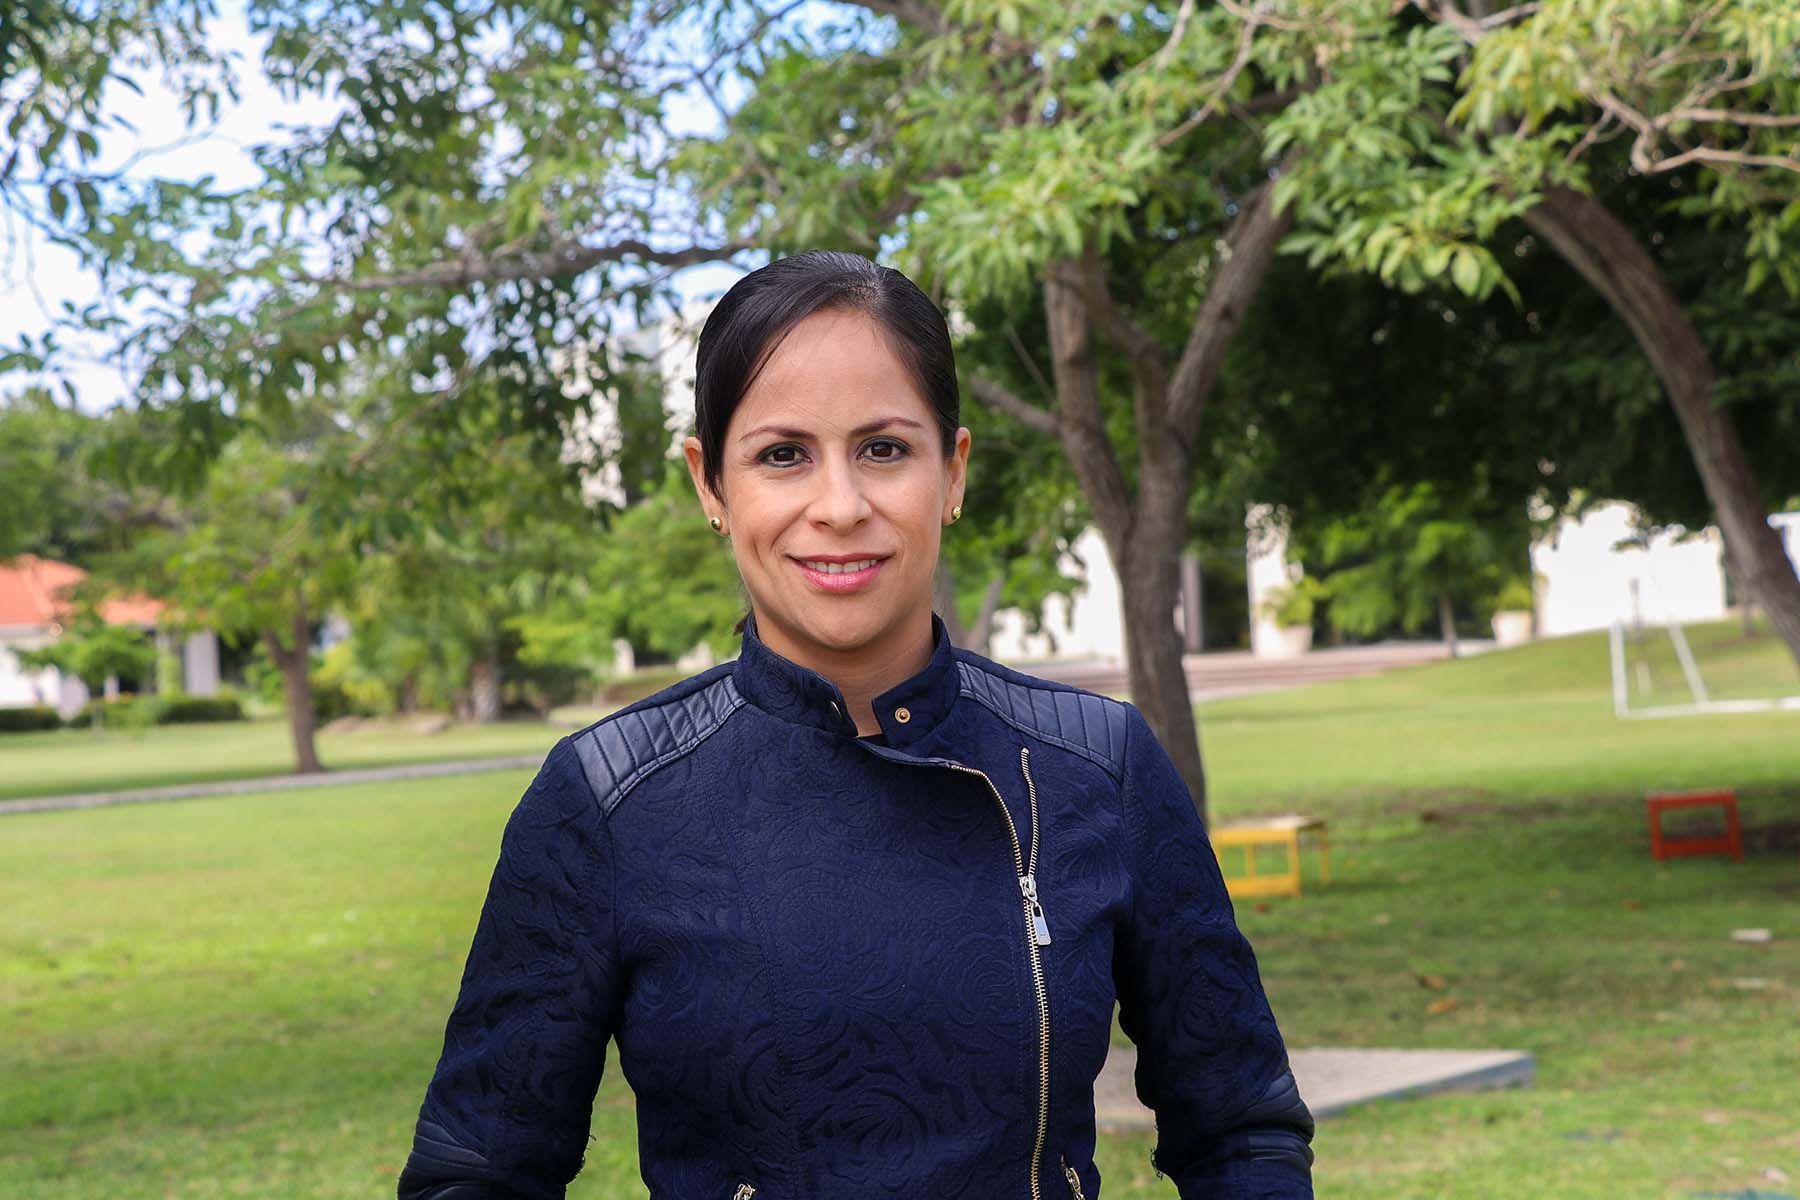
left=1211, top=816, right=1330, bottom=899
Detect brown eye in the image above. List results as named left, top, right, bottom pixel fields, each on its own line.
left=866, top=438, right=908, bottom=461
left=760, top=444, right=804, bottom=466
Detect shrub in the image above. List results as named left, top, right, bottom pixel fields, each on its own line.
left=66, top=695, right=159, bottom=730
left=1258, top=576, right=1329, bottom=628
left=156, top=693, right=246, bottom=724
left=1489, top=576, right=1537, bottom=614
left=0, top=705, right=62, bottom=733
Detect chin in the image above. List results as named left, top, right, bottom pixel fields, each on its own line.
left=781, top=601, right=895, bottom=653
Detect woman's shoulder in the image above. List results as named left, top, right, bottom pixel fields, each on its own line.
left=557, top=661, right=743, bottom=813
left=948, top=644, right=1133, bottom=777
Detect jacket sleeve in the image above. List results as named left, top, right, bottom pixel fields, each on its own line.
left=397, top=736, right=624, bottom=1200
left=1112, top=702, right=1315, bottom=1198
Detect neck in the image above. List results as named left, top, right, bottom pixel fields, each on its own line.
left=754, top=608, right=934, bottom=737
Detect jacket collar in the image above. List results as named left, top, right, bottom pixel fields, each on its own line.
left=732, top=608, right=962, bottom=749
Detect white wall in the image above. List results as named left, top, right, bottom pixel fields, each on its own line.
left=0, top=637, right=55, bottom=707
left=1533, top=502, right=1727, bottom=636
left=986, top=527, right=1126, bottom=661
left=1245, top=503, right=1310, bottom=658
left=0, top=631, right=87, bottom=714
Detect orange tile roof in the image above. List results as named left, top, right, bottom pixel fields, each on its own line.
left=0, top=555, right=164, bottom=629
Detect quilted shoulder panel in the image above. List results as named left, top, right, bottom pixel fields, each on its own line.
left=570, top=672, right=744, bottom=817
left=955, top=659, right=1129, bottom=779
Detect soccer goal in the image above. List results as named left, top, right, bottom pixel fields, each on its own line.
left=1610, top=616, right=1800, bottom=719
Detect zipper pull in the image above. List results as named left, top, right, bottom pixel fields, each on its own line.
left=1020, top=873, right=1052, bottom=944
left=1061, top=1154, right=1088, bottom=1200
left=732, top=1184, right=756, bottom=1199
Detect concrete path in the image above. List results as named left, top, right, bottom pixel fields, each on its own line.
left=1028, top=639, right=1468, bottom=703
left=0, top=753, right=545, bottom=817
left=1095, top=1044, right=1535, bottom=1128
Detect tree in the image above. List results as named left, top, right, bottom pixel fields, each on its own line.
left=1272, top=0, right=1800, bottom=667
left=109, top=431, right=358, bottom=773
left=21, top=0, right=1328, bottom=818
left=513, top=459, right=743, bottom=672
left=0, top=394, right=105, bottom=560
left=0, top=393, right=190, bottom=562
left=1297, top=481, right=1528, bottom=654
left=682, top=3, right=1328, bottom=818
left=341, top=392, right=607, bottom=722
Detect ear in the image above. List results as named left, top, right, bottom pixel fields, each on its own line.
left=944, top=425, right=972, bottom=522
left=683, top=436, right=725, bottom=521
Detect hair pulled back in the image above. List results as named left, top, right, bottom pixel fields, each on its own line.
left=691, top=250, right=960, bottom=502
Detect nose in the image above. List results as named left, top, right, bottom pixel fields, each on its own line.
left=806, top=452, right=873, bottom=530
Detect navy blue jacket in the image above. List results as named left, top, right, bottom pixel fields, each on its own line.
left=398, top=611, right=1314, bottom=1199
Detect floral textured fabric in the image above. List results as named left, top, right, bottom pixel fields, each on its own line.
left=398, top=611, right=1314, bottom=1200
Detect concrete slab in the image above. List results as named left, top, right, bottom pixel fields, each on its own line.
left=1095, top=1045, right=1535, bottom=1130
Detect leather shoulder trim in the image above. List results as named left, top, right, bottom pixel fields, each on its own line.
left=570, top=669, right=744, bottom=817
left=955, top=658, right=1129, bottom=779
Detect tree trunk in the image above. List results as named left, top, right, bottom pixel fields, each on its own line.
left=969, top=575, right=1005, bottom=657
left=469, top=650, right=502, bottom=723
left=1043, top=265, right=1211, bottom=820
left=1525, top=186, right=1800, bottom=668
left=1113, top=500, right=1207, bottom=821
left=1181, top=552, right=1204, bottom=653
left=933, top=563, right=969, bottom=647
left=1437, top=591, right=1460, bottom=658
left=1721, top=540, right=1759, bottom=637
left=263, top=611, right=323, bottom=775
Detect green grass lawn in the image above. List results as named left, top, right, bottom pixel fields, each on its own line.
left=2, top=626, right=1796, bottom=1198
left=0, top=715, right=582, bottom=802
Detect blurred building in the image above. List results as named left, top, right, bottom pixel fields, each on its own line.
left=0, top=555, right=219, bottom=715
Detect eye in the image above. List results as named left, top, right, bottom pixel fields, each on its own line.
left=758, top=443, right=807, bottom=467
left=865, top=437, right=910, bottom=461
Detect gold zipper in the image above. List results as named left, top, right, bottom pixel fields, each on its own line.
left=732, top=1184, right=755, bottom=1199
left=946, top=745, right=1050, bottom=1200
left=1060, top=1154, right=1087, bottom=1200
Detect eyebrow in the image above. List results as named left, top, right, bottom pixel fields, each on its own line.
left=738, top=416, right=928, bottom=444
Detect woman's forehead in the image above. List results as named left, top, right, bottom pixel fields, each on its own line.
left=734, top=311, right=930, bottom=433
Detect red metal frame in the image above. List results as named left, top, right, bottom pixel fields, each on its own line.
left=1646, top=789, right=1744, bottom=862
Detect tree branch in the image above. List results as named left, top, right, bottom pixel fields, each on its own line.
left=308, top=237, right=754, bottom=293
left=1647, top=142, right=1800, bottom=175
left=1048, top=246, right=1170, bottom=422
left=833, top=0, right=947, bottom=35
left=1167, top=159, right=1297, bottom=442
left=968, top=375, right=1057, bottom=436
left=1042, top=259, right=1135, bottom=543
left=1153, top=0, right=1281, bottom=152
left=1659, top=107, right=1800, bottom=130
left=1410, top=0, right=1541, bottom=41
left=1152, top=0, right=1198, bottom=70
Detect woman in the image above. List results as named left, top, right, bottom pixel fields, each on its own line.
left=397, top=251, right=1314, bottom=1200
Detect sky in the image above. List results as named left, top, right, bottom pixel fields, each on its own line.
left=0, top=1, right=750, bottom=414
left=3, top=6, right=316, bottom=412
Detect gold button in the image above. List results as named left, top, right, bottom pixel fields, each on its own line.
left=894, top=706, right=911, bottom=724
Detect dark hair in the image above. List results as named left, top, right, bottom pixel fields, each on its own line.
left=691, top=250, right=960, bottom=502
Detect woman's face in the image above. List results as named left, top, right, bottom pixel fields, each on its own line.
left=684, top=306, right=970, bottom=667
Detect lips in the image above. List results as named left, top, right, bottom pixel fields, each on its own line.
left=791, top=555, right=889, bottom=594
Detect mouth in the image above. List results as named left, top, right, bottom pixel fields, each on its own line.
left=790, top=555, right=890, bottom=593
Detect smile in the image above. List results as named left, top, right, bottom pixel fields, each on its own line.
left=792, top=557, right=887, bottom=593
left=800, top=559, right=882, bottom=573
